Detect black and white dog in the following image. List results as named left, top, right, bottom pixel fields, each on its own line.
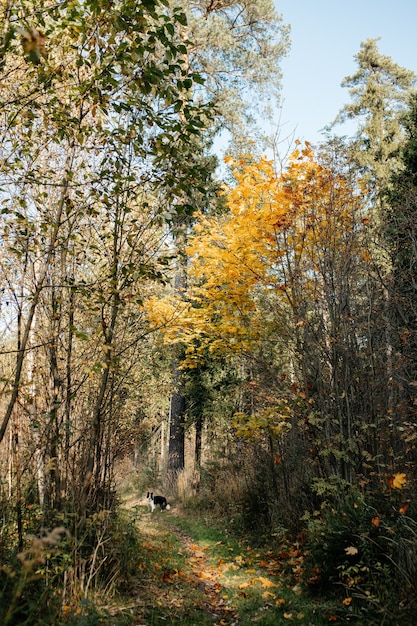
left=147, top=491, right=170, bottom=512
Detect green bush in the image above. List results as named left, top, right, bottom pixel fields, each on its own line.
left=0, top=504, right=144, bottom=625
left=303, top=483, right=417, bottom=624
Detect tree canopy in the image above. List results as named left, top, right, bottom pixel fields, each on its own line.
left=1, top=7, right=417, bottom=625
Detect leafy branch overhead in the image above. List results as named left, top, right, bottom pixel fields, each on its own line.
left=148, top=143, right=369, bottom=364
left=0, top=0, right=215, bottom=459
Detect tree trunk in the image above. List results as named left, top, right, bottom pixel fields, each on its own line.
left=167, top=226, right=188, bottom=477
left=0, top=149, right=73, bottom=445
left=195, top=414, right=203, bottom=470
left=167, top=364, right=185, bottom=476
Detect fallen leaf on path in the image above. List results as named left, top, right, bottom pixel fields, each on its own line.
left=198, top=570, right=215, bottom=581
left=161, top=570, right=177, bottom=583
left=227, top=563, right=240, bottom=571
left=238, top=580, right=252, bottom=589
left=262, top=591, right=276, bottom=599
left=257, top=576, right=276, bottom=588
left=178, top=571, right=196, bottom=583
left=190, top=548, right=206, bottom=558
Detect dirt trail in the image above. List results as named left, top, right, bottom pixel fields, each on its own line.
left=120, top=490, right=344, bottom=625
left=162, top=518, right=239, bottom=626
left=123, top=493, right=240, bottom=624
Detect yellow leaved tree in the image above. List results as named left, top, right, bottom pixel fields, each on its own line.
left=184, top=143, right=367, bottom=360
left=146, top=143, right=371, bottom=466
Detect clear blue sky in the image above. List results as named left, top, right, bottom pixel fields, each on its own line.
left=278, top=0, right=417, bottom=144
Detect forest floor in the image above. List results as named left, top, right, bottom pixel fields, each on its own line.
left=118, top=491, right=344, bottom=626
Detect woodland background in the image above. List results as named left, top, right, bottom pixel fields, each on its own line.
left=1, top=0, right=417, bottom=624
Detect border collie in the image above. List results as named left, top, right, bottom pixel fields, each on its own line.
left=147, top=492, right=171, bottom=512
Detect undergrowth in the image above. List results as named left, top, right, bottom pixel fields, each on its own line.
left=0, top=504, right=143, bottom=626
left=171, top=461, right=417, bottom=626
left=302, top=484, right=417, bottom=625
left=2, top=460, right=417, bottom=626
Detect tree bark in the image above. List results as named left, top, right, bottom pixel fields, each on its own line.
left=0, top=150, right=73, bottom=445
left=167, top=227, right=187, bottom=477
left=167, top=381, right=185, bottom=475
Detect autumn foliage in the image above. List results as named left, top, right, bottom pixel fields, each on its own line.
left=148, top=143, right=368, bottom=361
left=143, top=138, right=417, bottom=622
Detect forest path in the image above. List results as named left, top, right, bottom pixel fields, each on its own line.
left=159, top=515, right=239, bottom=625
left=121, top=492, right=320, bottom=625
left=125, top=493, right=239, bottom=625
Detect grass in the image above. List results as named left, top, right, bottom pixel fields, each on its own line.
left=112, top=495, right=350, bottom=626
left=163, top=511, right=344, bottom=626
left=56, top=491, right=355, bottom=625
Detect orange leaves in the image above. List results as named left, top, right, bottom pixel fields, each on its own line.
left=144, top=294, right=191, bottom=343
left=238, top=576, right=276, bottom=590
left=399, top=503, right=410, bottom=515
left=393, top=472, right=407, bottom=489
left=184, top=145, right=370, bottom=366
left=183, top=154, right=294, bottom=360
left=161, top=569, right=178, bottom=583
left=224, top=156, right=285, bottom=228
left=189, top=544, right=209, bottom=560
left=149, top=144, right=371, bottom=385
left=257, top=575, right=277, bottom=588
left=388, top=472, right=407, bottom=489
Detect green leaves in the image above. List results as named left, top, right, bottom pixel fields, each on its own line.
left=335, top=38, right=417, bottom=190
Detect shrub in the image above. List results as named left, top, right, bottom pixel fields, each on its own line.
left=303, top=482, right=417, bottom=624
left=0, top=504, right=143, bottom=625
